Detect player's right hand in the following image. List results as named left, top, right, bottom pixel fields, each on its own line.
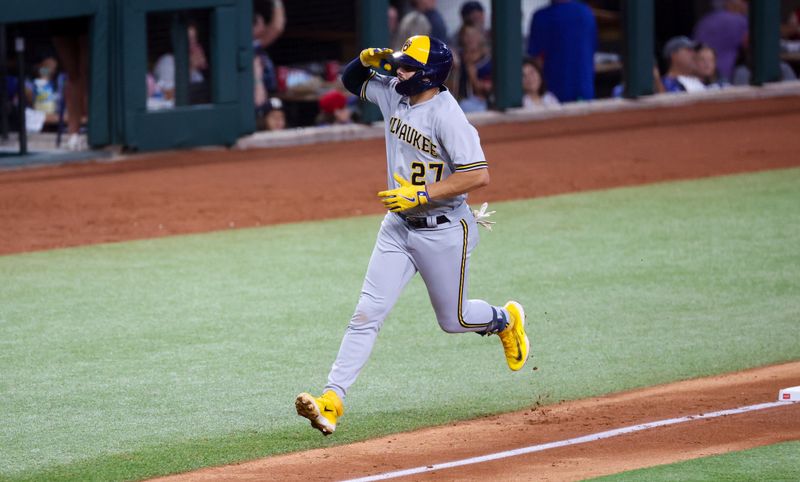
left=360, top=48, right=394, bottom=72
left=378, top=173, right=429, bottom=213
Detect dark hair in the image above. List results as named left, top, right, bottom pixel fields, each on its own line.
left=523, top=58, right=547, bottom=97
left=253, top=0, right=275, bottom=24
left=696, top=42, right=715, bottom=56
left=461, top=1, right=484, bottom=19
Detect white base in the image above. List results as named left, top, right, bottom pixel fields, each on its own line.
left=778, top=385, right=800, bottom=401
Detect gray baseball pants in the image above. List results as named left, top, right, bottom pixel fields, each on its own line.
left=325, top=203, right=509, bottom=400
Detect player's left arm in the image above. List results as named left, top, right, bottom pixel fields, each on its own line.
left=427, top=168, right=489, bottom=200
left=341, top=58, right=372, bottom=97
left=378, top=169, right=488, bottom=212
left=432, top=108, right=490, bottom=199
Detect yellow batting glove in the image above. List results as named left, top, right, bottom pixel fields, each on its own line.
left=359, top=48, right=395, bottom=72
left=378, top=173, right=430, bottom=212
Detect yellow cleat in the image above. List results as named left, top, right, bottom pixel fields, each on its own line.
left=498, top=301, right=530, bottom=371
left=295, top=390, right=343, bottom=436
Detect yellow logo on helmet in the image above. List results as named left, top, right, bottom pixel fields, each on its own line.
left=399, top=35, right=430, bottom=65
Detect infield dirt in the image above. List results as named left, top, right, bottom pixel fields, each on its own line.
left=3, top=96, right=799, bottom=481
left=152, top=362, right=800, bottom=481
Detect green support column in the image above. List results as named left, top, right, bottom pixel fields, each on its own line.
left=622, top=0, right=654, bottom=98
left=358, top=0, right=388, bottom=123
left=236, top=0, right=255, bottom=135
left=88, top=3, right=111, bottom=146
left=171, top=12, right=190, bottom=106
left=0, top=24, right=7, bottom=140
left=491, top=0, right=522, bottom=110
left=750, top=1, right=780, bottom=85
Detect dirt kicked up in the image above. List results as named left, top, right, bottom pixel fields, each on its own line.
left=2, top=95, right=800, bottom=480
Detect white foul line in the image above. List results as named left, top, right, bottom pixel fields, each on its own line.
left=342, top=400, right=798, bottom=482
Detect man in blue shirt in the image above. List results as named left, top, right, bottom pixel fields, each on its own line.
left=527, top=0, right=598, bottom=103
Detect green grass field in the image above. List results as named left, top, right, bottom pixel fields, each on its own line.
left=592, top=441, right=800, bottom=481
left=1, top=168, right=799, bottom=481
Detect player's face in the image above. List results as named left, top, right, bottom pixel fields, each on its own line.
left=396, top=65, right=419, bottom=81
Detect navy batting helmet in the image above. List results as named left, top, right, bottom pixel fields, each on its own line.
left=391, top=35, right=453, bottom=97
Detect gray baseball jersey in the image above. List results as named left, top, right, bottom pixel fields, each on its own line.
left=362, top=72, right=488, bottom=216
left=324, top=73, right=509, bottom=401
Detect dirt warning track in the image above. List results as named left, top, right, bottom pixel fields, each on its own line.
left=2, top=96, right=800, bottom=255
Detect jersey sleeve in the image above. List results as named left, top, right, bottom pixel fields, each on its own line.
left=361, top=73, right=402, bottom=118
left=436, top=110, right=488, bottom=172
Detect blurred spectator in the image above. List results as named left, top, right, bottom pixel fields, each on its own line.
left=610, top=63, right=665, bottom=98
left=253, top=0, right=286, bottom=104
left=394, top=11, right=429, bottom=50
left=661, top=36, right=706, bottom=93
left=695, top=44, right=727, bottom=89
left=261, top=97, right=286, bottom=131
left=527, top=0, right=598, bottom=103
left=693, top=0, right=748, bottom=83
left=146, top=60, right=168, bottom=110
left=145, top=73, right=171, bottom=110
left=521, top=59, right=560, bottom=109
left=254, top=56, right=268, bottom=114
left=52, top=17, right=90, bottom=150
left=460, top=1, right=486, bottom=32
left=188, top=23, right=208, bottom=78
left=315, top=90, right=353, bottom=126
left=457, top=25, right=492, bottom=113
left=152, top=22, right=209, bottom=99
left=388, top=5, right=400, bottom=51
left=419, top=0, right=447, bottom=43
left=452, top=2, right=491, bottom=42
left=731, top=48, right=798, bottom=86
left=781, top=8, right=800, bottom=40
left=3, top=55, right=34, bottom=121
left=395, top=0, right=448, bottom=50
left=453, top=1, right=488, bottom=47
left=31, top=56, right=60, bottom=116
left=452, top=0, right=490, bottom=89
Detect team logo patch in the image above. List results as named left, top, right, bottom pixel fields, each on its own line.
left=402, top=39, right=412, bottom=52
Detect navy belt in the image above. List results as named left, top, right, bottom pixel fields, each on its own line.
left=397, top=213, right=450, bottom=229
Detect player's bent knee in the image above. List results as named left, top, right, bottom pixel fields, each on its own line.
left=435, top=315, right=465, bottom=334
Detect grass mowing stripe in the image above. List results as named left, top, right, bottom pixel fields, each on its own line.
left=590, top=441, right=800, bottom=481
left=1, top=168, right=799, bottom=481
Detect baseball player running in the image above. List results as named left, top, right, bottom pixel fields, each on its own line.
left=295, top=35, right=530, bottom=435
